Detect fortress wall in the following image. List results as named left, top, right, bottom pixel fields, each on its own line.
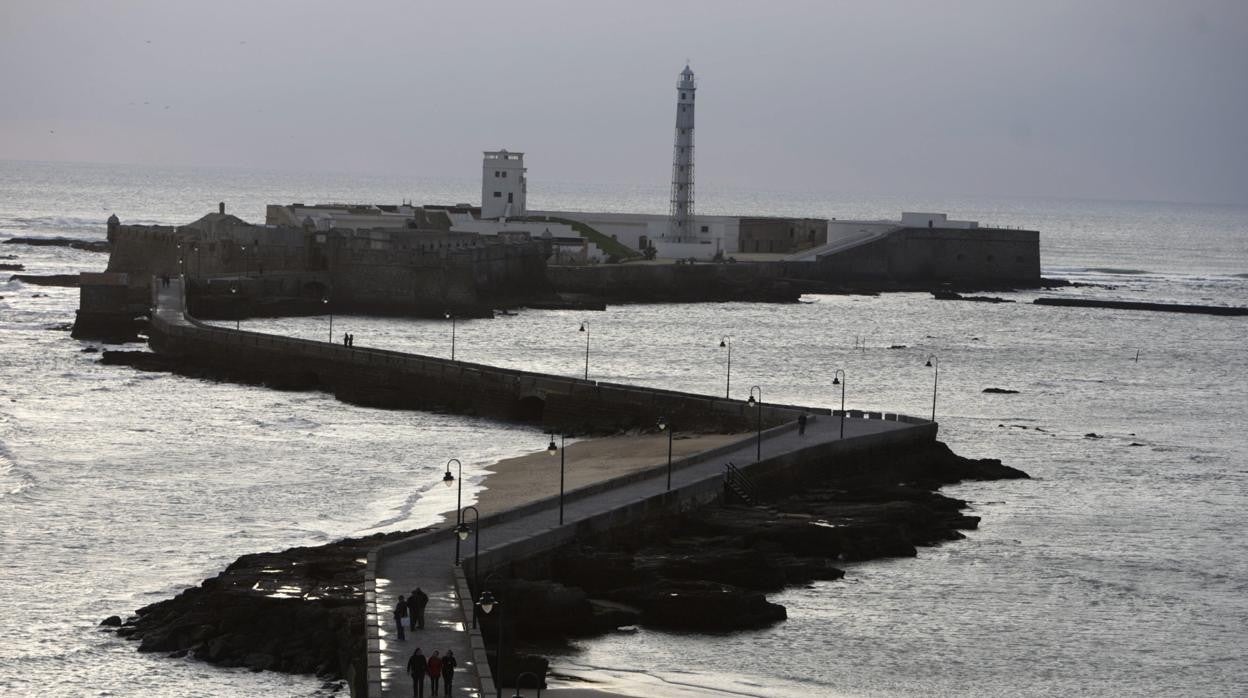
left=105, top=226, right=181, bottom=285
left=889, top=227, right=1041, bottom=283
left=105, top=223, right=548, bottom=313
left=106, top=225, right=310, bottom=286
left=787, top=226, right=1041, bottom=288
left=547, top=262, right=794, bottom=302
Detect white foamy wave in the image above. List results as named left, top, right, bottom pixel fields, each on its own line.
left=1049, top=265, right=1248, bottom=284
left=0, top=443, right=36, bottom=499
left=0, top=215, right=109, bottom=235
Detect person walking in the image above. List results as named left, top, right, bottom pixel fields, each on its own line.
left=797, top=413, right=808, bottom=436
left=393, top=595, right=409, bottom=641
left=426, top=650, right=442, bottom=695
left=440, top=649, right=457, bottom=696
left=406, top=647, right=427, bottom=698
left=411, top=587, right=429, bottom=629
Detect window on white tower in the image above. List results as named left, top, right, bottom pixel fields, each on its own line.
left=493, top=192, right=502, bottom=198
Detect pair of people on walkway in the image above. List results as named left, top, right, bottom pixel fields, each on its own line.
left=394, top=588, right=429, bottom=642
left=407, top=648, right=457, bottom=697
left=342, top=332, right=355, bottom=346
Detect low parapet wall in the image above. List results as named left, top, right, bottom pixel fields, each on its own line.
left=148, top=284, right=823, bottom=434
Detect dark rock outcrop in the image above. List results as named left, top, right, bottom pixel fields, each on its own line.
left=931, top=290, right=1014, bottom=303
left=3, top=236, right=110, bottom=252
left=1034, top=296, right=1248, bottom=316
left=105, top=529, right=419, bottom=692
left=9, top=273, right=80, bottom=287
left=524, top=441, right=1029, bottom=644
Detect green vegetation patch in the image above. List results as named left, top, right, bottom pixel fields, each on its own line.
left=518, top=215, right=641, bottom=260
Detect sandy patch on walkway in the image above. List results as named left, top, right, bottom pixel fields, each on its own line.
left=475, top=431, right=747, bottom=515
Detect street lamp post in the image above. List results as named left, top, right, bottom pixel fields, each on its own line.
left=657, top=416, right=674, bottom=491
left=578, top=321, right=589, bottom=380
left=442, top=458, right=463, bottom=563
left=456, top=505, right=481, bottom=627
left=231, top=285, right=240, bottom=331
left=833, top=369, right=846, bottom=439
left=478, top=590, right=505, bottom=698
left=322, top=297, right=333, bottom=343
left=925, top=355, right=939, bottom=422
left=719, top=336, right=732, bottom=399
left=445, top=311, right=457, bottom=361
left=513, top=671, right=542, bottom=697
left=747, top=386, right=763, bottom=461
left=547, top=434, right=567, bottom=524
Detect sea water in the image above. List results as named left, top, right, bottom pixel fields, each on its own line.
left=1, top=160, right=1245, bottom=697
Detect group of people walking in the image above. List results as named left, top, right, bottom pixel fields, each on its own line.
left=394, top=589, right=457, bottom=695
left=405, top=647, right=457, bottom=697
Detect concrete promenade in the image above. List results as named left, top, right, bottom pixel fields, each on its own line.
left=370, top=409, right=918, bottom=698
left=148, top=278, right=930, bottom=697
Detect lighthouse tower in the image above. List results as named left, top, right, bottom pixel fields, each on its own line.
left=668, top=65, right=696, bottom=242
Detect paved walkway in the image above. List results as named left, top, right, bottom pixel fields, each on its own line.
left=375, top=413, right=914, bottom=697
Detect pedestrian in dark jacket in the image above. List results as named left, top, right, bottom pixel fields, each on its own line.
left=407, top=647, right=427, bottom=698
left=426, top=651, right=442, bottom=694
left=797, top=413, right=808, bottom=436
left=440, top=650, right=457, bottom=696
left=410, top=587, right=429, bottom=629
left=394, top=595, right=409, bottom=641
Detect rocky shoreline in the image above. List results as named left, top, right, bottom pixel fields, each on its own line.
left=3, top=236, right=110, bottom=252
left=102, top=440, right=1025, bottom=692
left=101, top=529, right=422, bottom=694
left=475, top=440, right=1026, bottom=689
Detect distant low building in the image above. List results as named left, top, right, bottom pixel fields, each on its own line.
left=900, top=212, right=979, bottom=229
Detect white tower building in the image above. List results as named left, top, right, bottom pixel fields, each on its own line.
left=668, top=65, right=696, bottom=242
left=481, top=150, right=527, bottom=220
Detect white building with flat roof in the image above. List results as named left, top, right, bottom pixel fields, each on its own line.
left=481, top=150, right=527, bottom=219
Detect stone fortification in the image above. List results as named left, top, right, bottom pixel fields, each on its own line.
left=103, top=209, right=551, bottom=317
left=547, top=261, right=800, bottom=303
left=786, top=226, right=1042, bottom=290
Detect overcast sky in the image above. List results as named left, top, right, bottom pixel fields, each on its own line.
left=2, top=1, right=1245, bottom=205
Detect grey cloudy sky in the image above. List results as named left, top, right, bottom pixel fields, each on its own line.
left=2, top=0, right=1246, bottom=205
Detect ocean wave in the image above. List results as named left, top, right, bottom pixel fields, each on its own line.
left=1049, top=266, right=1248, bottom=283
left=0, top=215, right=108, bottom=234
left=1084, top=267, right=1154, bottom=275
left=0, top=443, right=37, bottom=499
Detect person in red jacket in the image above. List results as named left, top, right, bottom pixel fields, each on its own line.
left=426, top=650, right=443, bottom=695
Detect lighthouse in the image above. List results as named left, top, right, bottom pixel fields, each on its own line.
left=668, top=65, right=696, bottom=242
